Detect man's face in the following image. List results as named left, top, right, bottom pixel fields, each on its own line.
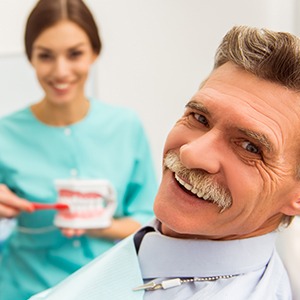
left=154, top=62, right=300, bottom=240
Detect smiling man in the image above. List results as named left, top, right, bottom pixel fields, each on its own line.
left=30, top=26, right=300, bottom=300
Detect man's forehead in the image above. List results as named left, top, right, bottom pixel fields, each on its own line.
left=196, top=65, right=300, bottom=113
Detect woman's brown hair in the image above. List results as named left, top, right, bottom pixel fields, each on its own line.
left=24, top=0, right=101, bottom=60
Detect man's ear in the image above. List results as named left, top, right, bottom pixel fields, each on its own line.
left=281, top=191, right=300, bottom=216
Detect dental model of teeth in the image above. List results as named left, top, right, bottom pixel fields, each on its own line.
left=53, top=179, right=117, bottom=229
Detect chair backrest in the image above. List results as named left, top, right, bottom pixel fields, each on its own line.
left=276, top=217, right=300, bottom=300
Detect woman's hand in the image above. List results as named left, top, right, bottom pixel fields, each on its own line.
left=59, top=218, right=141, bottom=239
left=0, top=184, right=34, bottom=218
left=60, top=228, right=87, bottom=237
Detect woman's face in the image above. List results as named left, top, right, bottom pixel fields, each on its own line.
left=30, top=20, right=97, bottom=105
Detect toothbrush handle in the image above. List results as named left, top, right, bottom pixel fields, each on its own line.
left=32, top=202, right=69, bottom=210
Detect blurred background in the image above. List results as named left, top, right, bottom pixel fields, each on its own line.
left=1, top=1, right=299, bottom=297
left=0, top=0, right=299, bottom=179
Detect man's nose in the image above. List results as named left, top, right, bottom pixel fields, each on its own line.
left=179, top=130, right=222, bottom=174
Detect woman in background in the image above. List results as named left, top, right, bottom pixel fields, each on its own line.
left=0, top=0, right=157, bottom=299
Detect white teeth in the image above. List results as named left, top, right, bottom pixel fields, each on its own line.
left=185, top=184, right=192, bottom=191
left=175, top=173, right=210, bottom=201
left=197, top=191, right=203, bottom=198
left=62, top=197, right=103, bottom=213
left=191, top=188, right=198, bottom=194
left=54, top=83, right=69, bottom=90
left=175, top=173, right=192, bottom=190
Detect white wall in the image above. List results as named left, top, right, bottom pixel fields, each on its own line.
left=0, top=0, right=298, bottom=178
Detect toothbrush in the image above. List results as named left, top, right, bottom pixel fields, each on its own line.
left=32, top=202, right=69, bottom=210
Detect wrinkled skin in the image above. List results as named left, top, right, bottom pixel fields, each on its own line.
left=154, top=62, right=300, bottom=240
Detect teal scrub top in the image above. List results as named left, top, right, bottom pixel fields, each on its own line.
left=0, top=99, right=157, bottom=300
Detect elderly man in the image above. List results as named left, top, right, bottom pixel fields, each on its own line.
left=30, top=25, right=300, bottom=300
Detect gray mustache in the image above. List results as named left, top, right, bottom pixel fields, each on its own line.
left=163, top=151, right=232, bottom=212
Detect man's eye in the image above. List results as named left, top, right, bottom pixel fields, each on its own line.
left=193, top=113, right=209, bottom=127
left=241, top=141, right=261, bottom=154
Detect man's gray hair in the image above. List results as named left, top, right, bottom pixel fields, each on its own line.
left=214, top=25, right=300, bottom=92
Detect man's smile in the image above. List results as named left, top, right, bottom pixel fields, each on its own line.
left=175, top=173, right=212, bottom=201
left=164, top=151, right=232, bottom=212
